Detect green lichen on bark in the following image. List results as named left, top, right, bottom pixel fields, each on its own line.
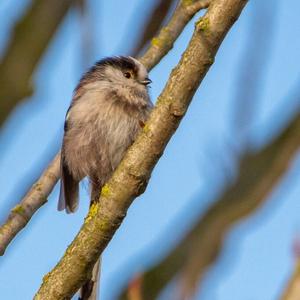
left=143, top=123, right=151, bottom=133
left=151, top=37, right=164, bottom=48
left=101, top=184, right=110, bottom=197
left=182, top=0, right=194, bottom=6
left=11, top=204, right=26, bottom=217
left=85, top=202, right=100, bottom=223
left=196, top=16, right=210, bottom=31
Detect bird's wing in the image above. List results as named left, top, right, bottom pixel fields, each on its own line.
left=58, top=151, right=79, bottom=213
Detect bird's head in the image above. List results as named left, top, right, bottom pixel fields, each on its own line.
left=86, top=56, right=151, bottom=88
left=74, top=56, right=152, bottom=107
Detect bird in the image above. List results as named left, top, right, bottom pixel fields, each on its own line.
left=58, top=56, right=152, bottom=213
left=57, top=56, right=153, bottom=299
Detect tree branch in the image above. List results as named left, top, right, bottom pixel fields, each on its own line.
left=0, top=0, right=209, bottom=257
left=0, top=0, right=75, bottom=127
left=33, top=1, right=247, bottom=298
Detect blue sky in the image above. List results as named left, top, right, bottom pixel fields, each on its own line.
left=0, top=1, right=300, bottom=299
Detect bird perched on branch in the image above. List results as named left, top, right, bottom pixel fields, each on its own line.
left=57, top=56, right=152, bottom=299
left=58, top=56, right=152, bottom=212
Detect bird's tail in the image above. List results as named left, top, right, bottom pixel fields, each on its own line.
left=58, top=154, right=79, bottom=213
left=78, top=182, right=102, bottom=300
left=78, top=258, right=101, bottom=300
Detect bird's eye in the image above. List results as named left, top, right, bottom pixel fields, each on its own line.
left=123, top=72, right=131, bottom=79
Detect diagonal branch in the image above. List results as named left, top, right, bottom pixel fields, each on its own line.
left=33, top=1, right=248, bottom=299
left=0, top=0, right=210, bottom=257
left=0, top=154, right=60, bottom=255
left=0, top=0, right=75, bottom=127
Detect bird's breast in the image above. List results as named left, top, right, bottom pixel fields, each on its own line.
left=64, top=90, right=151, bottom=181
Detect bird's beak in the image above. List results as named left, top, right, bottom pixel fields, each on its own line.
left=140, top=78, right=152, bottom=85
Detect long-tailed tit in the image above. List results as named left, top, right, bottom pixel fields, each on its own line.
left=58, top=56, right=152, bottom=213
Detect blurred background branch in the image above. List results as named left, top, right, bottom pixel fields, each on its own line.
left=281, top=260, right=300, bottom=300
left=119, top=96, right=300, bottom=299
left=76, top=0, right=94, bottom=68
left=0, top=0, right=75, bottom=128
left=231, top=0, right=279, bottom=146
left=130, top=0, right=175, bottom=57
left=179, top=112, right=300, bottom=299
